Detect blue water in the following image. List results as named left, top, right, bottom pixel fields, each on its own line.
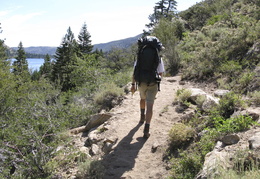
left=27, top=58, right=44, bottom=71
left=10, top=58, right=45, bottom=71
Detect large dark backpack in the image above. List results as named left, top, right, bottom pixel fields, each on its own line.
left=134, top=36, right=163, bottom=85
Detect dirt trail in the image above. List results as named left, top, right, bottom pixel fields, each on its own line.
left=100, top=76, right=183, bottom=179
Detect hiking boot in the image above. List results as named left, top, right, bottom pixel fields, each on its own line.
left=143, top=132, right=150, bottom=138
left=143, top=124, right=150, bottom=138
left=139, top=114, right=145, bottom=124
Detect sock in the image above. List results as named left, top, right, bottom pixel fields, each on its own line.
left=141, top=109, right=145, bottom=115
left=144, top=123, right=150, bottom=132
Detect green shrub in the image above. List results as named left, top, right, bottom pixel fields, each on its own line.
left=218, top=60, right=242, bottom=78
left=176, top=88, right=192, bottom=104
left=198, top=129, right=219, bottom=156
left=170, top=151, right=202, bottom=179
left=213, top=115, right=256, bottom=134
left=216, top=92, right=246, bottom=118
left=93, top=82, right=124, bottom=111
left=237, top=71, right=255, bottom=92
left=77, top=160, right=104, bottom=179
left=207, top=15, right=224, bottom=25
left=217, top=77, right=232, bottom=90
left=169, top=123, right=195, bottom=148
left=113, top=68, right=132, bottom=87
left=248, top=91, right=260, bottom=106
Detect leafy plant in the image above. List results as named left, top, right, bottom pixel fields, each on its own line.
left=213, top=115, right=257, bottom=134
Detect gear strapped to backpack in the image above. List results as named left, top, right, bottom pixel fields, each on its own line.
left=134, top=36, right=163, bottom=90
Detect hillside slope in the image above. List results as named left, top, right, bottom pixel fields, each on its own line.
left=93, top=34, right=142, bottom=52
left=9, top=34, right=142, bottom=56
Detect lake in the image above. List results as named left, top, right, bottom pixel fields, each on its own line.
left=10, top=58, right=46, bottom=71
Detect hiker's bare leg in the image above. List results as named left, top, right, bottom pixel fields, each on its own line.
left=145, top=101, right=153, bottom=124
left=140, top=99, right=145, bottom=109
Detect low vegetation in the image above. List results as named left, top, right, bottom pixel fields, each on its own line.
left=0, top=22, right=133, bottom=178
left=0, top=0, right=259, bottom=178
left=168, top=90, right=259, bottom=179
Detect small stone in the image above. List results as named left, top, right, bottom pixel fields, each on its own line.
left=222, top=134, right=240, bottom=145
left=56, top=146, right=63, bottom=152
left=180, top=112, right=194, bottom=123
left=249, top=133, right=260, bottom=150
left=90, top=144, right=100, bottom=156
left=214, top=141, right=224, bottom=151
left=88, top=130, right=101, bottom=145
left=102, top=142, right=114, bottom=154
left=179, top=81, right=185, bottom=85
left=151, top=142, right=160, bottom=153
left=214, top=90, right=230, bottom=97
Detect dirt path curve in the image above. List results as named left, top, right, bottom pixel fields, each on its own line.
left=100, top=76, right=183, bottom=179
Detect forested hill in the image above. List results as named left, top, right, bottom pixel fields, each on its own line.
left=10, top=34, right=142, bottom=56
left=10, top=46, right=57, bottom=57
left=93, top=34, right=142, bottom=52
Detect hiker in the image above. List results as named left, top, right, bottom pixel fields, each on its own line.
left=131, top=36, right=165, bottom=138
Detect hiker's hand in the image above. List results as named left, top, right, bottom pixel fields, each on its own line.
left=131, top=84, right=136, bottom=94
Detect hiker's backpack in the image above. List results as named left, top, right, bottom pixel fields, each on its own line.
left=134, top=36, right=163, bottom=85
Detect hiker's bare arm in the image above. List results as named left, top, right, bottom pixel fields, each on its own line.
left=132, top=75, right=136, bottom=84
left=131, top=75, right=136, bottom=93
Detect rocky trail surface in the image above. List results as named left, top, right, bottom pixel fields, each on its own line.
left=62, top=75, right=259, bottom=179
left=100, top=76, right=182, bottom=179
left=67, top=76, right=184, bottom=179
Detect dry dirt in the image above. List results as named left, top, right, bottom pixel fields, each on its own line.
left=100, top=76, right=183, bottom=179
left=68, top=75, right=186, bottom=179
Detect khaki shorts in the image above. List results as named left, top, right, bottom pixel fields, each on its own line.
left=138, top=82, right=158, bottom=103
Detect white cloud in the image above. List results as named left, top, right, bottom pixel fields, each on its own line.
left=0, top=10, right=10, bottom=18
left=1, top=11, right=46, bottom=46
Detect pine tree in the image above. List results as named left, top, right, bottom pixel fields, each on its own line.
left=78, top=22, right=93, bottom=54
left=145, top=0, right=177, bottom=34
left=12, top=42, right=29, bottom=76
left=40, top=54, right=52, bottom=79
left=52, top=27, right=79, bottom=91
left=0, top=24, right=5, bottom=58
left=0, top=40, right=8, bottom=65
left=0, top=23, right=11, bottom=72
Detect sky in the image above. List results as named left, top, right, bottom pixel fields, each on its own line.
left=0, top=0, right=202, bottom=47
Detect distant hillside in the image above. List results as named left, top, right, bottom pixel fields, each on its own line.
left=11, top=46, right=57, bottom=56
left=93, top=34, right=142, bottom=52
left=9, top=34, right=142, bottom=56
